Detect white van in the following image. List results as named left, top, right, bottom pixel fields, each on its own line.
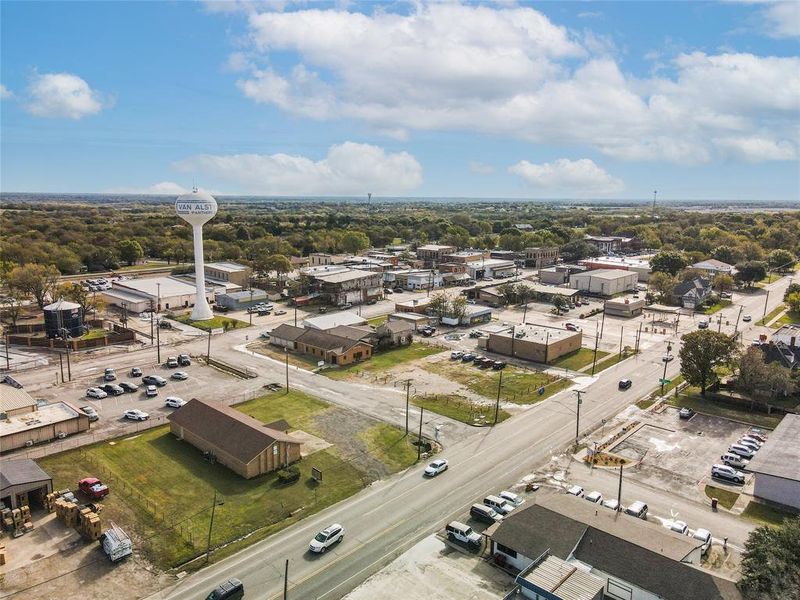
left=625, top=501, right=648, bottom=519
left=693, top=528, right=712, bottom=555
left=728, top=444, right=755, bottom=459
left=445, top=521, right=481, bottom=547
left=484, top=495, right=515, bottom=515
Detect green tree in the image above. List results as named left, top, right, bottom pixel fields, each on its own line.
left=785, top=292, right=800, bottom=314
left=784, top=283, right=800, bottom=301
left=58, top=282, right=104, bottom=316
left=6, top=263, right=61, bottom=309
left=735, top=261, right=768, bottom=288
left=449, top=296, right=467, bottom=322
left=427, top=293, right=449, bottom=320
left=496, top=282, right=518, bottom=305
left=340, top=231, right=370, bottom=255
left=257, top=254, right=293, bottom=285
left=552, top=294, right=569, bottom=315
left=740, top=517, right=800, bottom=600
left=559, top=240, right=598, bottom=262
left=650, top=250, right=688, bottom=276
left=765, top=363, right=795, bottom=401
left=767, top=249, right=795, bottom=271
left=649, top=272, right=677, bottom=302
left=712, top=273, right=734, bottom=294
left=712, top=245, right=740, bottom=264
left=679, top=330, right=738, bottom=395
left=117, top=239, right=144, bottom=266
left=736, top=347, right=767, bottom=400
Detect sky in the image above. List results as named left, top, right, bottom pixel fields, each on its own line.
left=1, top=0, right=798, bottom=201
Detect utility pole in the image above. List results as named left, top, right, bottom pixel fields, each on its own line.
left=283, top=559, right=289, bottom=600
left=62, top=328, right=72, bottom=381
left=58, top=351, right=64, bottom=382
left=616, top=464, right=623, bottom=511
left=619, top=326, right=624, bottom=357
left=590, top=328, right=600, bottom=375
left=544, top=331, right=550, bottom=364
left=763, top=289, right=770, bottom=320
left=149, top=299, right=154, bottom=343
left=494, top=370, right=503, bottom=424
left=717, top=314, right=723, bottom=333
left=401, top=379, right=412, bottom=434
left=522, top=301, right=528, bottom=324
left=417, top=406, right=425, bottom=461
left=285, top=348, right=290, bottom=393
left=4, top=331, right=9, bottom=370
left=156, top=318, right=161, bottom=364
left=734, top=305, right=744, bottom=335
left=652, top=190, right=657, bottom=219
left=635, top=322, right=642, bottom=354
left=574, top=390, right=584, bottom=445
left=600, top=308, right=606, bottom=339
left=205, top=490, right=223, bottom=563
left=660, top=342, right=673, bottom=395
left=294, top=305, right=297, bottom=327
left=206, top=329, right=212, bottom=361
left=510, top=325, right=516, bottom=358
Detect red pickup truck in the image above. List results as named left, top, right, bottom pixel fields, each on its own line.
left=78, top=477, right=109, bottom=499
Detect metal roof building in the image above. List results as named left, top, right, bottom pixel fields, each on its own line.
left=745, top=414, right=800, bottom=510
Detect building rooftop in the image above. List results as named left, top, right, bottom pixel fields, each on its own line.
left=492, top=324, right=580, bottom=342
left=303, top=312, right=368, bottom=331
left=114, top=276, right=199, bottom=298
left=313, top=269, right=378, bottom=284
left=519, top=555, right=604, bottom=600
left=219, top=289, right=268, bottom=301
left=478, top=258, right=516, bottom=268
left=0, top=459, right=51, bottom=490
left=481, top=282, right=579, bottom=297
left=326, top=325, right=374, bottom=341
left=205, top=262, right=250, bottom=273
left=745, top=414, right=800, bottom=482
left=417, top=244, right=456, bottom=252
left=297, top=328, right=368, bottom=352
left=389, top=312, right=430, bottom=321
left=574, top=268, right=636, bottom=280
left=445, top=251, right=486, bottom=258
left=580, top=256, right=651, bottom=269
left=605, top=296, right=646, bottom=309
left=1, top=402, right=83, bottom=438
left=270, top=324, right=306, bottom=341
left=167, top=398, right=297, bottom=465
left=692, top=259, right=735, bottom=271
left=0, top=385, right=37, bottom=413
left=43, top=299, right=81, bottom=311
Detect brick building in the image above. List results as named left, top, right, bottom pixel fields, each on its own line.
left=524, top=247, right=559, bottom=268
left=416, top=244, right=457, bottom=267
left=486, top=325, right=582, bottom=364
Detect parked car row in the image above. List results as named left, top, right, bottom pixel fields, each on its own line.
left=450, top=351, right=506, bottom=370
left=567, top=485, right=646, bottom=518
left=711, top=430, right=767, bottom=485
left=467, top=489, right=525, bottom=526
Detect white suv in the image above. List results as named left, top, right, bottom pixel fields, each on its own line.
left=711, top=464, right=745, bottom=485
left=309, top=524, right=344, bottom=553
left=86, top=387, right=108, bottom=399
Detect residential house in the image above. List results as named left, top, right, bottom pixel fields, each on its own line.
left=765, top=324, right=800, bottom=369
left=673, top=277, right=713, bottom=309
left=491, top=493, right=741, bottom=600
left=294, top=328, right=373, bottom=365
left=375, top=320, right=414, bottom=348
left=168, top=398, right=301, bottom=479
left=691, top=259, right=737, bottom=278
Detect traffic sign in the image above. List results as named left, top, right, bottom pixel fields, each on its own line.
left=659, top=378, right=672, bottom=384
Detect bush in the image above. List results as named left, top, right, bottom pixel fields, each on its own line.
left=276, top=465, right=300, bottom=484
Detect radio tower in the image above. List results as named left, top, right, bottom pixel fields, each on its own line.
left=652, top=190, right=658, bottom=219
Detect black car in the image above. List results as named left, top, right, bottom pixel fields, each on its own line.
left=178, top=354, right=191, bottom=366
left=142, top=375, right=167, bottom=387
left=392, top=287, right=404, bottom=293
left=618, top=379, right=632, bottom=390
left=206, top=578, right=244, bottom=600
left=119, top=382, right=139, bottom=393
left=478, top=358, right=494, bottom=369
left=130, top=367, right=143, bottom=377
left=101, top=383, right=125, bottom=396
left=492, top=361, right=507, bottom=370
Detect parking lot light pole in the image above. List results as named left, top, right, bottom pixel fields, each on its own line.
left=616, top=464, right=623, bottom=512
left=660, top=342, right=672, bottom=395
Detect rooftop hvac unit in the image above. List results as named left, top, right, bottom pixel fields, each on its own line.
left=57, top=431, right=67, bottom=439
left=25, top=440, right=34, bottom=447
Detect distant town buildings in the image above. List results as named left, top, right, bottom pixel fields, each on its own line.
left=584, top=235, right=641, bottom=254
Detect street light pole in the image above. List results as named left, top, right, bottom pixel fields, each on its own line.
left=660, top=342, right=673, bottom=395
left=494, top=370, right=503, bottom=424
left=574, top=390, right=584, bottom=445
left=285, top=348, right=289, bottom=393
left=417, top=405, right=425, bottom=461
left=763, top=290, right=770, bottom=320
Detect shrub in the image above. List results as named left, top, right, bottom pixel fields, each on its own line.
left=276, top=465, right=300, bottom=484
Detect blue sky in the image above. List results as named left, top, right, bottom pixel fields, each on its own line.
left=1, top=1, right=798, bottom=200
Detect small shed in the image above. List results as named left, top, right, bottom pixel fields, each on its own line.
left=0, top=459, right=53, bottom=509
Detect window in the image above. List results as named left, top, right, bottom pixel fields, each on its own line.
left=495, top=543, right=517, bottom=558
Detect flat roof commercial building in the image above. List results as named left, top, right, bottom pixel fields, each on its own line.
left=570, top=269, right=637, bottom=297
left=102, top=276, right=215, bottom=314
left=204, top=262, right=252, bottom=289
left=486, top=325, right=582, bottom=364
left=1, top=386, right=91, bottom=453
left=416, top=244, right=457, bottom=266
left=578, top=256, right=651, bottom=282
left=468, top=259, right=516, bottom=280
left=215, top=288, right=269, bottom=310
left=309, top=268, right=383, bottom=306
left=168, top=398, right=301, bottom=479
left=524, top=246, right=559, bottom=269
left=604, top=296, right=646, bottom=318
left=745, top=414, right=800, bottom=510
left=442, top=250, right=488, bottom=264
left=0, top=459, right=53, bottom=510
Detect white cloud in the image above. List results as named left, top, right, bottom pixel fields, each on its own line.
left=0, top=84, right=12, bottom=99
left=228, top=5, right=799, bottom=165
left=509, top=158, right=625, bottom=196
left=108, top=182, right=190, bottom=195
left=469, top=161, right=495, bottom=175
left=25, top=72, right=106, bottom=119
left=714, top=136, right=797, bottom=162
left=760, top=1, right=800, bottom=39
left=173, top=142, right=423, bottom=195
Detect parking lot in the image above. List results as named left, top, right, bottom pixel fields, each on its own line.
left=608, top=406, right=756, bottom=500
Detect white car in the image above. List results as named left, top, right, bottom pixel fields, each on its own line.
left=567, top=485, right=584, bottom=497
left=669, top=520, right=689, bottom=535
left=171, top=371, right=189, bottom=381
left=86, top=387, right=108, bottom=399
left=711, top=464, right=745, bottom=484
left=662, top=354, right=674, bottom=362
left=145, top=385, right=158, bottom=397
left=123, top=409, right=149, bottom=421
left=499, top=491, right=525, bottom=507
left=584, top=491, right=603, bottom=504
left=742, top=315, right=752, bottom=322
left=424, top=459, right=449, bottom=477
left=602, top=499, right=620, bottom=511
left=693, top=528, right=712, bottom=555
left=165, top=397, right=186, bottom=408
left=309, top=523, right=344, bottom=553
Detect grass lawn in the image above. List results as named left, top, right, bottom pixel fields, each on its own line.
left=667, top=389, right=783, bottom=429
left=174, top=314, right=250, bottom=331
left=704, top=485, right=740, bottom=510
left=412, top=394, right=509, bottom=426
left=636, top=398, right=656, bottom=410
left=550, top=347, right=610, bottom=371
left=742, top=501, right=799, bottom=527
left=771, top=309, right=800, bottom=328
left=367, top=315, right=388, bottom=327
left=359, top=424, right=418, bottom=471
left=78, top=328, right=109, bottom=340
left=39, top=390, right=412, bottom=569
left=425, top=360, right=570, bottom=404
left=757, top=304, right=785, bottom=326
left=699, top=300, right=732, bottom=315
left=324, top=343, right=443, bottom=380
left=593, top=351, right=637, bottom=374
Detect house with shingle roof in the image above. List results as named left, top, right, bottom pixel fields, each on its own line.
left=167, top=398, right=301, bottom=479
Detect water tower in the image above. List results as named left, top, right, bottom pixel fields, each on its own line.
left=175, top=188, right=217, bottom=321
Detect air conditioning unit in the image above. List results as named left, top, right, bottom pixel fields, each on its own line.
left=25, top=440, right=34, bottom=447
left=56, top=431, right=67, bottom=439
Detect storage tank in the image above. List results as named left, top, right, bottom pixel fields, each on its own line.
left=43, top=299, right=84, bottom=338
